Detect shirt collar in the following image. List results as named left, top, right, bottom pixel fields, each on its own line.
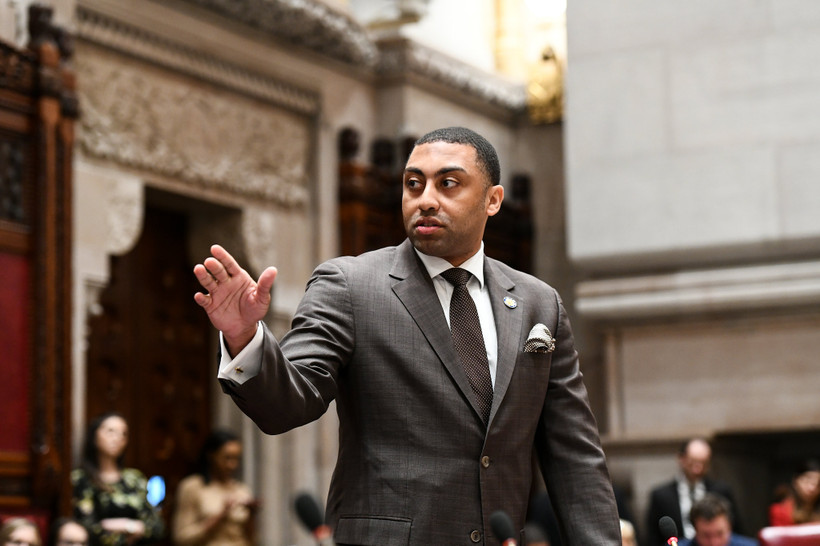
left=414, top=243, right=485, bottom=288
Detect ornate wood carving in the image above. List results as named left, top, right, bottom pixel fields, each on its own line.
left=338, top=128, right=405, bottom=256
left=0, top=43, right=35, bottom=94
left=0, top=3, right=76, bottom=517
left=0, top=138, right=27, bottom=223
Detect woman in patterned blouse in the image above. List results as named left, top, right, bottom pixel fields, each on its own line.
left=71, top=412, right=164, bottom=545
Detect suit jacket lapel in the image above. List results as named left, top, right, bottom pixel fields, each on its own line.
left=390, top=240, right=485, bottom=422
left=485, top=259, right=522, bottom=424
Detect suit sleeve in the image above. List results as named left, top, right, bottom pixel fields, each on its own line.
left=218, top=260, right=355, bottom=435
left=534, top=291, right=621, bottom=545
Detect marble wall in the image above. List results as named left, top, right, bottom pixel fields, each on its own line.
left=565, top=0, right=820, bottom=537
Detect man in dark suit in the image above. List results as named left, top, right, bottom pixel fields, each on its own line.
left=646, top=438, right=741, bottom=546
left=194, top=127, right=621, bottom=545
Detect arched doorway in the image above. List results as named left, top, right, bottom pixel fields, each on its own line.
left=84, top=199, right=216, bottom=538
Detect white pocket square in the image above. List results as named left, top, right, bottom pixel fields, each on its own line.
left=523, top=323, right=555, bottom=353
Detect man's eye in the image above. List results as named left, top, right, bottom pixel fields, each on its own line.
left=442, top=179, right=458, bottom=188
left=405, top=179, right=422, bottom=188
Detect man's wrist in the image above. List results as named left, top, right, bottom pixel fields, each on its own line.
left=223, top=323, right=258, bottom=357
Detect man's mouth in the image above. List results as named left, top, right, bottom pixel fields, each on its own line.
left=415, top=217, right=443, bottom=235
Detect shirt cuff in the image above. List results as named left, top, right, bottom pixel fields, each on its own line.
left=217, top=323, right=264, bottom=385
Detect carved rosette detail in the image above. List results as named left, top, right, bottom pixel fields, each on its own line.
left=75, top=51, right=311, bottom=208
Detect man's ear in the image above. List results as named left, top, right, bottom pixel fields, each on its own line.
left=486, top=184, right=504, bottom=216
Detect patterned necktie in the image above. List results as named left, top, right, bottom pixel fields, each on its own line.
left=440, top=267, right=493, bottom=425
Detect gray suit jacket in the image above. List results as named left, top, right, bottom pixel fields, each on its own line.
left=220, top=239, right=620, bottom=545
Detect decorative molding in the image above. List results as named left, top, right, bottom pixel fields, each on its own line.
left=105, top=175, right=145, bottom=256
left=74, top=47, right=312, bottom=208
left=75, top=6, right=320, bottom=116
left=576, top=260, right=820, bottom=320
left=377, top=38, right=528, bottom=113
left=75, top=2, right=528, bottom=117
left=180, top=0, right=379, bottom=68
left=242, top=206, right=282, bottom=276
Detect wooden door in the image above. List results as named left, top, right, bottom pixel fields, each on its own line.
left=85, top=206, right=213, bottom=533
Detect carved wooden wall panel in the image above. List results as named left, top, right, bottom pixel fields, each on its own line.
left=0, top=4, right=76, bottom=519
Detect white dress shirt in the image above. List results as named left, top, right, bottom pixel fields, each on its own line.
left=678, top=476, right=706, bottom=539
left=218, top=244, right=498, bottom=387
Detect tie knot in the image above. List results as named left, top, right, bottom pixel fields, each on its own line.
left=441, top=267, right=472, bottom=287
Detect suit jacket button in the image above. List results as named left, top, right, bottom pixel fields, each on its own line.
left=481, top=455, right=491, bottom=468
left=470, top=530, right=482, bottom=543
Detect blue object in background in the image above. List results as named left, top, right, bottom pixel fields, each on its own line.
left=147, top=475, right=166, bottom=507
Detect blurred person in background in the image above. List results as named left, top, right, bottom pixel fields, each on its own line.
left=646, top=438, right=741, bottom=545
left=769, top=459, right=820, bottom=526
left=171, top=429, right=257, bottom=546
left=680, top=494, right=756, bottom=546
left=0, top=518, right=41, bottom=546
left=620, top=519, right=637, bottom=546
left=72, top=412, right=164, bottom=545
left=48, top=518, right=88, bottom=546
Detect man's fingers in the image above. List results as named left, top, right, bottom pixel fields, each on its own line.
left=193, top=291, right=210, bottom=308
left=211, top=244, right=244, bottom=279
left=193, top=263, right=218, bottom=290
left=202, top=257, right=224, bottom=283
left=257, top=267, right=278, bottom=297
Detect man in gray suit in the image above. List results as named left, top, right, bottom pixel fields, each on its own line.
left=194, top=127, right=620, bottom=545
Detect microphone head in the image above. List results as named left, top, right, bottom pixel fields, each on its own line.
left=294, top=492, right=325, bottom=532
left=659, top=516, right=678, bottom=540
left=490, top=510, right=516, bottom=542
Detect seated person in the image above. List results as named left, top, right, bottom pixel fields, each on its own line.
left=646, top=438, right=741, bottom=545
left=72, top=412, right=164, bottom=545
left=620, top=518, right=637, bottom=546
left=48, top=518, right=89, bottom=546
left=769, top=459, right=820, bottom=526
left=171, top=430, right=257, bottom=546
left=680, top=493, right=757, bottom=546
left=0, top=518, right=42, bottom=546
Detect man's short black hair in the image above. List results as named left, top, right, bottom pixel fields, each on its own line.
left=413, top=127, right=501, bottom=187
left=690, top=493, right=732, bottom=525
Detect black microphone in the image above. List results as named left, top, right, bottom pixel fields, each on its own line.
left=294, top=492, right=335, bottom=546
left=659, top=516, right=679, bottom=546
left=489, top=510, right=518, bottom=546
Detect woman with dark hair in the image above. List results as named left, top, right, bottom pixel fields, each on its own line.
left=71, top=412, right=164, bottom=545
left=171, top=429, right=257, bottom=545
left=769, top=458, right=820, bottom=526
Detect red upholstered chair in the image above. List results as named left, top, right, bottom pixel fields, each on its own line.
left=758, top=523, right=820, bottom=546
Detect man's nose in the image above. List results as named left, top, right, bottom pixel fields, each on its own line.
left=417, top=183, right=440, bottom=210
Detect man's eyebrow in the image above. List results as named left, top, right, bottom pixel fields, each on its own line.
left=403, top=165, right=467, bottom=177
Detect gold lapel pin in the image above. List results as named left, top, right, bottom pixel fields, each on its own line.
left=503, top=296, right=518, bottom=309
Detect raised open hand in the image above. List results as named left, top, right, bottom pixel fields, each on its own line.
left=193, top=244, right=277, bottom=355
